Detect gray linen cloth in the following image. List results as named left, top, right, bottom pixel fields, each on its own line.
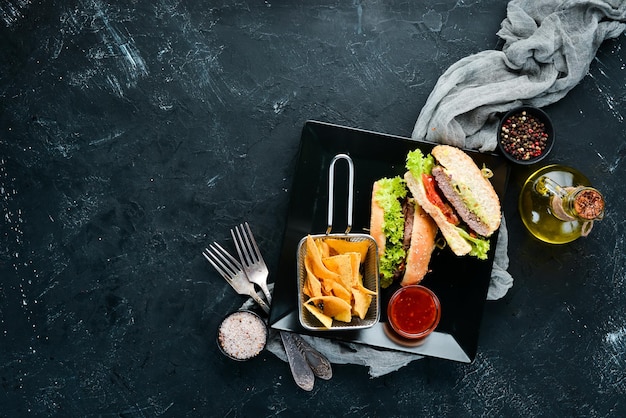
left=267, top=0, right=626, bottom=377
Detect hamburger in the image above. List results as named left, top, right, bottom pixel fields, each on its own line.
left=404, top=145, right=501, bottom=259
left=369, top=145, right=501, bottom=288
left=369, top=177, right=438, bottom=289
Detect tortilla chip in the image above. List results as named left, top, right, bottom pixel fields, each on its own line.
left=307, top=296, right=352, bottom=323
left=305, top=236, right=341, bottom=281
left=317, top=239, right=330, bottom=258
left=304, top=256, right=323, bottom=298
left=351, top=287, right=373, bottom=320
left=325, top=238, right=370, bottom=261
left=352, top=253, right=377, bottom=295
left=328, top=279, right=352, bottom=304
left=354, top=282, right=377, bottom=296
left=348, top=252, right=361, bottom=287
left=322, top=254, right=354, bottom=290
left=303, top=303, right=333, bottom=328
left=302, top=279, right=312, bottom=298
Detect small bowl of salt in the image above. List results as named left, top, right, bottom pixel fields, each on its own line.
left=217, top=310, right=268, bottom=361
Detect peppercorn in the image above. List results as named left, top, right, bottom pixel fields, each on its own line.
left=500, top=110, right=550, bottom=161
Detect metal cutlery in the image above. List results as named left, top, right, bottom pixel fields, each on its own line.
left=280, top=331, right=315, bottom=391
left=290, top=332, right=332, bottom=381
left=202, top=243, right=271, bottom=314
left=203, top=229, right=332, bottom=390
left=230, top=222, right=332, bottom=381
left=231, top=222, right=272, bottom=303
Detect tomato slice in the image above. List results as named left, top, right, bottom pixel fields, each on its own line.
left=422, top=174, right=460, bottom=225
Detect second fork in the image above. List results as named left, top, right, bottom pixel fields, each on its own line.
left=202, top=243, right=270, bottom=314
left=231, top=222, right=272, bottom=303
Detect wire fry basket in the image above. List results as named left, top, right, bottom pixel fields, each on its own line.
left=296, top=153, right=380, bottom=331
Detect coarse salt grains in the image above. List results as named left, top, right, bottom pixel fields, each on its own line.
left=217, top=310, right=267, bottom=360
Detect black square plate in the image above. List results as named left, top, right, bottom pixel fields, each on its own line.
left=268, top=120, right=509, bottom=363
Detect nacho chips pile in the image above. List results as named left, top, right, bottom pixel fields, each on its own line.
left=302, top=235, right=377, bottom=328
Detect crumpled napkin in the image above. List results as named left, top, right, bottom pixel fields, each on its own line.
left=268, top=0, right=626, bottom=378
left=266, top=330, right=420, bottom=379
left=413, top=0, right=626, bottom=151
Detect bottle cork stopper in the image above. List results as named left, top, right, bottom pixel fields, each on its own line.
left=574, top=189, right=604, bottom=220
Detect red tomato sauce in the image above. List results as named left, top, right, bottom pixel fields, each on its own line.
left=388, top=286, right=440, bottom=338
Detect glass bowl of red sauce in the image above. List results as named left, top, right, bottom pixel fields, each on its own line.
left=387, top=285, right=441, bottom=340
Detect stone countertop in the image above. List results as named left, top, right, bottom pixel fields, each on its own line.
left=1, top=0, right=625, bottom=415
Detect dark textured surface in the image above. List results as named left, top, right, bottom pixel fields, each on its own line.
left=1, top=0, right=625, bottom=416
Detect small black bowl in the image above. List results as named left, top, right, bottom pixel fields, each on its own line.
left=216, top=310, right=268, bottom=361
left=497, top=106, right=554, bottom=165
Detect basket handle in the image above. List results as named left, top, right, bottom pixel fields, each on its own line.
left=326, top=153, right=354, bottom=235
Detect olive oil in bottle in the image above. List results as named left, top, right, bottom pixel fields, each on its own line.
left=519, top=164, right=605, bottom=244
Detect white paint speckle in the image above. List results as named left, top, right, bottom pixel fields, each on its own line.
left=207, top=174, right=220, bottom=188
left=605, top=326, right=626, bottom=347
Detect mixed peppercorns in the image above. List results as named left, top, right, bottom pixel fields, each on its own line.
left=500, top=110, right=550, bottom=161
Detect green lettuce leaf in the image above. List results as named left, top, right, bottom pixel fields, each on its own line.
left=373, top=177, right=407, bottom=288
left=406, top=149, right=434, bottom=178
left=456, top=227, right=490, bottom=260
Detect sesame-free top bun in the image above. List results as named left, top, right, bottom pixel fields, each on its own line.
left=431, top=145, right=501, bottom=237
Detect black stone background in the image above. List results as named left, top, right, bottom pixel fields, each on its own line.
left=1, top=0, right=625, bottom=416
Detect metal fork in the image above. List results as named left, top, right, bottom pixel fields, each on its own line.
left=203, top=241, right=317, bottom=390
left=231, top=222, right=272, bottom=303
left=229, top=223, right=332, bottom=381
left=202, top=242, right=270, bottom=314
